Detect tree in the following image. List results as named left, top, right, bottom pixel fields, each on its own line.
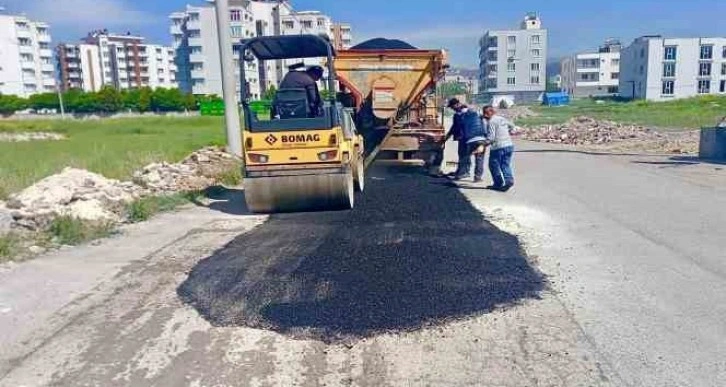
left=151, top=87, right=184, bottom=112
left=96, top=85, right=123, bottom=113
left=262, top=85, right=277, bottom=101
left=0, top=94, right=28, bottom=115
left=138, top=87, right=153, bottom=113
left=28, top=92, right=59, bottom=111
left=438, top=81, right=468, bottom=99
left=183, top=93, right=197, bottom=111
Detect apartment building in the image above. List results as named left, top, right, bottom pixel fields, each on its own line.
left=620, top=35, right=726, bottom=101
left=170, top=0, right=351, bottom=98
left=478, top=13, right=547, bottom=106
left=331, top=23, right=353, bottom=50
left=57, top=30, right=177, bottom=92
left=561, top=39, right=621, bottom=98
left=0, top=14, right=55, bottom=97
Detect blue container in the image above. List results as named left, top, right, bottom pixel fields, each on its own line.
left=543, top=92, right=570, bottom=106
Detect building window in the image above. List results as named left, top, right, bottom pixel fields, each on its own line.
left=721, top=63, right=726, bottom=76
left=664, top=46, right=677, bottom=61
left=531, top=49, right=541, bottom=57
left=230, top=10, right=241, bottom=22
left=189, top=13, right=200, bottom=21
left=530, top=76, right=540, bottom=84
left=507, top=77, right=516, bottom=85
left=488, top=37, right=498, bottom=47
left=611, top=72, right=619, bottom=80
left=282, top=20, right=294, bottom=29
left=488, top=51, right=497, bottom=61
left=663, top=62, right=676, bottom=77
left=699, top=62, right=712, bottom=76
left=487, top=64, right=497, bottom=73
left=531, top=63, right=540, bottom=71
left=20, top=53, right=33, bottom=62
left=230, top=26, right=242, bottom=37
left=723, top=46, right=726, bottom=58
left=18, top=38, right=31, bottom=46
left=190, top=46, right=202, bottom=54
left=188, top=29, right=201, bottom=38
left=662, top=80, right=675, bottom=95
left=700, top=45, right=713, bottom=60
left=507, top=36, right=516, bottom=45
left=507, top=49, right=516, bottom=58
left=720, top=80, right=726, bottom=93
left=507, top=62, right=516, bottom=72
left=698, top=80, right=711, bottom=94
left=317, top=18, right=326, bottom=27
left=640, top=48, right=645, bottom=58
left=607, top=86, right=618, bottom=94
left=639, top=65, right=644, bottom=75
left=531, top=35, right=541, bottom=45
left=302, top=20, right=313, bottom=29
left=612, top=58, right=620, bottom=66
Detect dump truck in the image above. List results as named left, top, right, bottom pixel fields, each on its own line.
left=335, top=39, right=449, bottom=172
left=238, top=35, right=365, bottom=213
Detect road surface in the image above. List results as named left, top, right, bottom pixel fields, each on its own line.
left=1, top=141, right=725, bottom=386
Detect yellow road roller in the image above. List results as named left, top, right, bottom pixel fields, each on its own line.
left=239, top=35, right=365, bottom=213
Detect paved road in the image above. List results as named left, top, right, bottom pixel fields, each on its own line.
left=1, top=141, right=725, bottom=386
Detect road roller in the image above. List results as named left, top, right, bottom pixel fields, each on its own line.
left=239, top=35, right=365, bottom=213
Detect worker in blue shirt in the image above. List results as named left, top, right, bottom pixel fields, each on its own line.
left=444, top=98, right=487, bottom=182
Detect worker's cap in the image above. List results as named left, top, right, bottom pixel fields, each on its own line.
left=306, top=65, right=324, bottom=76
left=447, top=97, right=461, bottom=108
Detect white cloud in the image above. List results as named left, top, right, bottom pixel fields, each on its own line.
left=14, top=0, right=154, bottom=27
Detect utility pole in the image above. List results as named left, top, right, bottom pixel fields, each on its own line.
left=214, top=0, right=242, bottom=156
left=57, top=86, right=66, bottom=119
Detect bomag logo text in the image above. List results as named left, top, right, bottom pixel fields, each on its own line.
left=281, top=134, right=321, bottom=143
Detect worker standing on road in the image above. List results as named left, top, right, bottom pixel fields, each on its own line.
left=482, top=105, right=516, bottom=191
left=445, top=98, right=487, bottom=181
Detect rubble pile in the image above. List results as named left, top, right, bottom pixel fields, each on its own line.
left=521, top=116, right=699, bottom=154
left=0, top=132, right=66, bottom=142
left=133, top=147, right=238, bottom=194
left=5, top=168, right=144, bottom=230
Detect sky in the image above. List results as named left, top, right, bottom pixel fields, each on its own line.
left=2, top=0, right=726, bottom=68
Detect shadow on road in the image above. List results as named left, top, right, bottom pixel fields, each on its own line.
left=178, top=165, right=545, bottom=342
left=190, top=185, right=251, bottom=216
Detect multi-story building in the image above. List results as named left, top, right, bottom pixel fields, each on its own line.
left=620, top=35, right=726, bottom=101
left=331, top=23, right=353, bottom=50
left=561, top=39, right=621, bottom=98
left=57, top=30, right=177, bottom=92
left=170, top=0, right=351, bottom=98
left=0, top=13, right=55, bottom=97
left=478, top=13, right=547, bottom=106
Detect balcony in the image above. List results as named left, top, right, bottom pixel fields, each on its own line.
left=188, top=37, right=203, bottom=47
left=37, top=34, right=51, bottom=43
left=43, top=78, right=56, bottom=86
left=190, top=53, right=204, bottom=63
left=19, top=45, right=34, bottom=54
left=16, top=29, right=32, bottom=39
left=42, top=63, right=54, bottom=72
left=21, top=61, right=35, bottom=70
left=170, top=25, right=183, bottom=36
left=39, top=49, right=53, bottom=58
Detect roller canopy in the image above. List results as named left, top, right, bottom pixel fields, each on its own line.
left=241, top=34, right=335, bottom=60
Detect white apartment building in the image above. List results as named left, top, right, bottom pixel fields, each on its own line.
left=170, top=0, right=351, bottom=98
left=331, top=23, right=353, bottom=50
left=0, top=14, right=55, bottom=97
left=620, top=35, right=726, bottom=101
left=561, top=40, right=621, bottom=98
left=478, top=13, right=547, bottom=106
left=57, top=30, right=177, bottom=92
left=171, top=0, right=291, bottom=98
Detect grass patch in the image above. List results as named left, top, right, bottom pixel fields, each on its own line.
left=48, top=216, right=115, bottom=246
left=0, top=116, right=226, bottom=199
left=126, top=192, right=202, bottom=223
left=0, top=234, right=20, bottom=262
left=217, top=165, right=242, bottom=186
left=518, top=95, right=726, bottom=130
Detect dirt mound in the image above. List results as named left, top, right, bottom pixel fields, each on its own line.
left=6, top=168, right=143, bottom=230
left=351, top=38, right=417, bottom=50
left=0, top=132, right=66, bottom=142
left=133, top=147, right=238, bottom=194
left=521, top=116, right=698, bottom=154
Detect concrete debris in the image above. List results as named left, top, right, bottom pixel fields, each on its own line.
left=133, top=147, right=238, bottom=194
left=7, top=168, right=143, bottom=230
left=521, top=116, right=698, bottom=154
left=0, top=202, right=13, bottom=233
left=0, top=132, right=66, bottom=142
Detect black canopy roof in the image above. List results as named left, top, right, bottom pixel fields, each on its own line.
left=240, top=34, right=335, bottom=60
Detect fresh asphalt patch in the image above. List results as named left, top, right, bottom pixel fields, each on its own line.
left=178, top=164, right=545, bottom=342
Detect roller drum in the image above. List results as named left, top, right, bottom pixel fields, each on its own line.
left=244, top=171, right=355, bottom=213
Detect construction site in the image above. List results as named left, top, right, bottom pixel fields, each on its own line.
left=1, top=1, right=726, bottom=386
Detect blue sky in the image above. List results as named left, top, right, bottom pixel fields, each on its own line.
left=3, top=0, right=726, bottom=67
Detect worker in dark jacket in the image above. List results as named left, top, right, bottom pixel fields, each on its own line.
left=444, top=98, right=487, bottom=181
left=444, top=98, right=468, bottom=177
left=278, top=65, right=324, bottom=116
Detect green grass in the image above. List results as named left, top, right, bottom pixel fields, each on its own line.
left=517, top=95, right=726, bottom=130
left=125, top=192, right=202, bottom=223
left=48, top=216, right=115, bottom=246
left=0, top=116, right=226, bottom=199
left=0, top=234, right=20, bottom=262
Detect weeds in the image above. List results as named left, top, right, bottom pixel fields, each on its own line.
left=126, top=192, right=201, bottom=223
left=0, top=234, right=19, bottom=262
left=48, top=216, right=115, bottom=246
